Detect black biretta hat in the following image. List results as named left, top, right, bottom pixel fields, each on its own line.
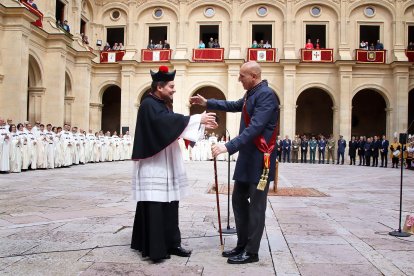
left=150, top=66, right=176, bottom=82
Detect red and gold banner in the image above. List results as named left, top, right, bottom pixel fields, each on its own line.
left=100, top=51, right=126, bottom=63
left=141, top=49, right=172, bottom=62
left=247, top=48, right=276, bottom=62
left=192, top=48, right=224, bottom=62
left=406, top=50, right=414, bottom=62
left=21, top=0, right=43, bottom=28
left=301, top=49, right=333, bottom=63
left=356, top=49, right=386, bottom=64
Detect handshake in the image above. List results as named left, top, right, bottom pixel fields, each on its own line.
left=190, top=94, right=218, bottom=131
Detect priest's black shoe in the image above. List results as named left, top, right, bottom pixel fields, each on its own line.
left=168, top=247, right=192, bottom=257
left=227, top=251, right=259, bottom=264
left=222, top=247, right=244, bottom=258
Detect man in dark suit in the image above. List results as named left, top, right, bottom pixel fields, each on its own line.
left=364, top=137, right=373, bottom=166
left=380, top=135, right=389, bottom=167
left=318, top=135, right=326, bottom=164
left=348, top=136, right=357, bottom=165
left=276, top=136, right=282, bottom=162
left=358, top=136, right=366, bottom=166
left=337, top=135, right=346, bottom=164
left=371, top=135, right=381, bottom=167
left=190, top=61, right=278, bottom=264
left=282, top=135, right=291, bottom=163
left=301, top=135, right=308, bottom=163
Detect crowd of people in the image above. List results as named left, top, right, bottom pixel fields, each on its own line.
left=0, top=119, right=133, bottom=174
left=103, top=42, right=125, bottom=51
left=274, top=134, right=414, bottom=169
left=147, top=39, right=170, bottom=49
left=251, top=40, right=272, bottom=49
left=305, top=38, right=322, bottom=49
left=359, top=39, right=384, bottom=50
left=198, top=37, right=220, bottom=48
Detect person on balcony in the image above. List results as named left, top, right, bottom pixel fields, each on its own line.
left=408, top=42, right=414, bottom=50
left=258, top=40, right=264, bottom=48
left=369, top=43, right=375, bottom=50
left=103, top=42, right=111, bottom=51
left=154, top=41, right=163, bottom=49
left=62, top=20, right=70, bottom=33
left=27, top=0, right=38, bottom=10
left=163, top=40, right=170, bottom=49
left=212, top=38, right=220, bottom=48
left=112, top=43, right=119, bottom=51
left=251, top=40, right=259, bottom=48
left=315, top=38, right=320, bottom=49
left=305, top=39, right=314, bottom=49
left=359, top=40, right=367, bottom=49
left=263, top=41, right=271, bottom=49
left=198, top=40, right=205, bottom=48
left=208, top=37, right=214, bottom=48
left=119, top=43, right=125, bottom=50
left=81, top=33, right=89, bottom=45
left=147, top=39, right=155, bottom=50
left=375, top=40, right=384, bottom=50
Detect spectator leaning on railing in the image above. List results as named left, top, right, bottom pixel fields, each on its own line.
left=27, top=0, right=38, bottom=9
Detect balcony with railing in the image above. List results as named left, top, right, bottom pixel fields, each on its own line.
left=141, top=49, right=172, bottom=62
left=300, top=49, right=334, bottom=63
left=100, top=51, right=126, bottom=63
left=355, top=49, right=386, bottom=64
left=247, top=48, right=276, bottom=62
left=20, top=0, right=43, bottom=28
left=192, top=48, right=224, bottom=62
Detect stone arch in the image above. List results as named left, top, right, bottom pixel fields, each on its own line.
left=101, top=85, right=121, bottom=133
left=190, top=86, right=227, bottom=140
left=352, top=89, right=387, bottom=137
left=296, top=83, right=337, bottom=107
left=348, top=0, right=395, bottom=20
left=239, top=0, right=286, bottom=17
left=187, top=0, right=232, bottom=18
left=81, top=0, right=94, bottom=21
left=28, top=54, right=43, bottom=87
left=295, top=87, right=334, bottom=137
left=102, top=2, right=129, bottom=18
left=97, top=80, right=122, bottom=103
left=403, top=1, right=414, bottom=13
left=293, top=0, right=340, bottom=19
left=188, top=81, right=227, bottom=100
left=65, top=70, right=73, bottom=96
left=352, top=84, right=391, bottom=108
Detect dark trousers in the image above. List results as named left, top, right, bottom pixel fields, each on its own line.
left=381, top=152, right=388, bottom=167
left=392, top=157, right=399, bottom=167
left=337, top=151, right=344, bottom=164
left=349, top=156, right=356, bottom=165
left=318, top=150, right=325, bottom=163
left=372, top=155, right=379, bottom=167
left=283, top=150, right=290, bottom=162
left=310, top=150, right=316, bottom=163
left=277, top=150, right=282, bottom=162
left=233, top=180, right=269, bottom=254
left=301, top=151, right=307, bottom=163
left=365, top=154, right=371, bottom=166
left=358, top=153, right=365, bottom=165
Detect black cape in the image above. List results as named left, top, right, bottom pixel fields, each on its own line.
left=132, top=94, right=190, bottom=160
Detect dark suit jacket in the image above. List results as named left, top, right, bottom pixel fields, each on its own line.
left=337, top=139, right=346, bottom=153
left=207, top=80, right=279, bottom=183
left=381, top=139, right=389, bottom=153
left=349, top=141, right=358, bottom=157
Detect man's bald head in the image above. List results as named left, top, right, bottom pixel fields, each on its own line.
left=241, top=61, right=262, bottom=78
left=238, top=61, right=262, bottom=90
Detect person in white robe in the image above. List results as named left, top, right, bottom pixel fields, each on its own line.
left=71, top=127, right=80, bottom=165
left=43, top=124, right=55, bottom=169
left=36, top=124, right=48, bottom=169
left=85, top=130, right=95, bottom=163
left=112, top=131, right=120, bottom=161
left=78, top=129, right=86, bottom=164
left=0, top=119, right=11, bottom=173
left=119, top=133, right=125, bottom=161
left=105, top=131, right=113, bottom=161
left=123, top=131, right=133, bottom=159
left=60, top=124, right=74, bottom=167
left=53, top=127, right=63, bottom=168
left=9, top=124, right=22, bottom=173
left=98, top=131, right=106, bottom=162
left=26, top=124, right=37, bottom=170
left=94, top=132, right=102, bottom=162
left=17, top=124, right=29, bottom=171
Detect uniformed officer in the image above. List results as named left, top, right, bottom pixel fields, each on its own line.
left=380, top=135, right=389, bottom=167
left=291, top=135, right=300, bottom=163
left=326, top=134, right=335, bottom=164
left=337, top=135, right=346, bottom=165
left=309, top=136, right=317, bottom=164
left=318, top=135, right=326, bottom=164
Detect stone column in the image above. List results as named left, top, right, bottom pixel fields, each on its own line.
left=283, top=0, right=296, bottom=59
left=225, top=60, right=244, bottom=139
left=281, top=61, right=298, bottom=137
left=338, top=0, right=352, bottom=60
left=124, top=0, right=138, bottom=60
left=175, top=0, right=188, bottom=59
left=392, top=0, right=408, bottom=61
left=120, top=62, right=136, bottom=134
left=385, top=108, right=393, bottom=139
left=332, top=105, right=339, bottom=138
left=391, top=63, right=410, bottom=134
left=337, top=62, right=354, bottom=140
left=89, top=103, right=103, bottom=132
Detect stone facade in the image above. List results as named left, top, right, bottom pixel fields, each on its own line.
left=0, top=0, right=413, bottom=140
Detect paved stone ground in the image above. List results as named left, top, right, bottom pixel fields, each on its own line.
left=0, top=160, right=413, bottom=276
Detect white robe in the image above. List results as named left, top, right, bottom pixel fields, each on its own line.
left=133, top=115, right=205, bottom=202
left=44, top=131, right=55, bottom=169
left=9, top=132, right=22, bottom=173
left=0, top=126, right=10, bottom=172
left=27, top=131, right=37, bottom=170
left=36, top=132, right=48, bottom=169
left=60, top=131, right=73, bottom=166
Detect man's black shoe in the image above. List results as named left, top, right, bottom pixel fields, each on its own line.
left=222, top=247, right=244, bottom=258
left=227, top=251, right=259, bottom=264
left=168, top=247, right=192, bottom=257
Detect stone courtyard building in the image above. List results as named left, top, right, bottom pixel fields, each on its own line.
left=1, top=0, right=414, bottom=140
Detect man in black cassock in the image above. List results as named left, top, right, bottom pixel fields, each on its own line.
left=130, top=66, right=217, bottom=262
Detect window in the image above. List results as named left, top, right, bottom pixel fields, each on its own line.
left=55, top=0, right=65, bottom=23
left=306, top=24, right=326, bottom=48
left=111, top=10, right=121, bottom=20
left=80, top=19, right=86, bottom=35
left=200, top=25, right=219, bottom=47
left=408, top=26, right=414, bottom=47
left=364, top=6, right=375, bottom=17
left=153, top=8, right=163, bottom=18
left=310, top=6, right=321, bottom=17
left=252, top=24, right=272, bottom=46
left=204, top=7, right=215, bottom=18
left=257, top=6, right=268, bottom=17
left=148, top=26, right=168, bottom=46
left=107, top=28, right=125, bottom=47
left=359, top=25, right=380, bottom=48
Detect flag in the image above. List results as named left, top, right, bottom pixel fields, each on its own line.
left=153, top=51, right=160, bottom=61
left=108, top=52, right=116, bottom=63
left=312, top=50, right=321, bottom=61
left=257, top=50, right=266, bottom=62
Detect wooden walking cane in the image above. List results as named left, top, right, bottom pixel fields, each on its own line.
left=213, top=145, right=224, bottom=251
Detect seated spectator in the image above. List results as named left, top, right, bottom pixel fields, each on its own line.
left=118, top=43, right=125, bottom=50
left=263, top=40, right=271, bottom=49
left=147, top=39, right=155, bottom=49
left=369, top=43, right=375, bottom=50
left=198, top=40, right=205, bottom=48
left=305, top=39, right=314, bottom=49
left=112, top=43, right=119, bottom=51
left=27, top=0, right=38, bottom=10
left=155, top=40, right=163, bottom=49
left=359, top=40, right=366, bottom=49
left=251, top=40, right=259, bottom=48
left=408, top=42, right=414, bottom=50
left=315, top=38, right=320, bottom=49
left=257, top=40, right=264, bottom=48
left=208, top=37, right=214, bottom=48
left=62, top=20, right=70, bottom=33
left=375, top=40, right=384, bottom=50
left=163, top=40, right=170, bottom=49
left=212, top=38, right=220, bottom=48
left=103, top=42, right=111, bottom=51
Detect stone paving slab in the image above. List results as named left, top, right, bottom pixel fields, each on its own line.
left=0, top=161, right=413, bottom=275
